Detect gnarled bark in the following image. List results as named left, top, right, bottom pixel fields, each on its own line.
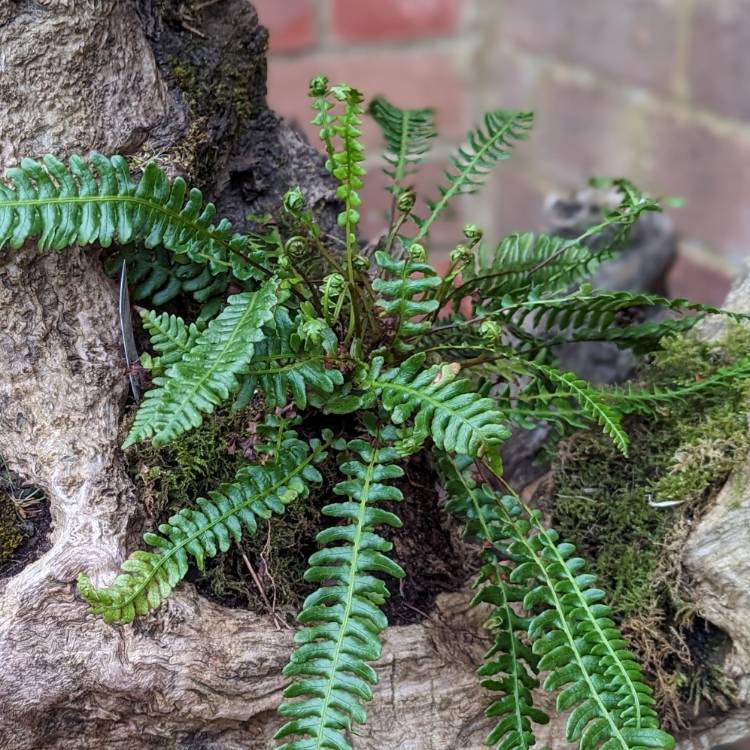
left=0, top=2, right=495, bottom=748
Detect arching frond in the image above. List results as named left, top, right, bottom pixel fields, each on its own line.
left=495, top=287, right=749, bottom=333
left=276, top=436, right=405, bottom=750
left=0, top=153, right=270, bottom=281
left=440, top=454, right=548, bottom=750
left=77, top=433, right=329, bottom=624
left=462, top=232, right=600, bottom=304
left=439, top=456, right=675, bottom=750
left=124, top=279, right=278, bottom=448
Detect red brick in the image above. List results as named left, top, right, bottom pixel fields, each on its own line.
left=688, top=0, right=750, bottom=122
left=667, top=251, right=731, bottom=306
left=491, top=167, right=546, bottom=238
left=253, top=0, right=315, bottom=53
left=639, top=113, right=750, bottom=265
left=499, top=0, right=677, bottom=94
left=529, top=77, right=633, bottom=189
left=331, top=0, right=461, bottom=42
left=266, top=49, right=468, bottom=147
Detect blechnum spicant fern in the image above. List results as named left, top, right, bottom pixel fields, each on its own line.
left=4, top=73, right=749, bottom=750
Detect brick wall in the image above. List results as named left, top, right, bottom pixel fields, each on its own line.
left=254, top=0, right=750, bottom=304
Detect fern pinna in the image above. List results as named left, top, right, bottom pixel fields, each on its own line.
left=4, top=73, right=749, bottom=748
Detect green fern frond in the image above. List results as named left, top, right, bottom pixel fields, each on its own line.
left=368, top=96, right=436, bottom=189
left=0, top=153, right=269, bottom=281
left=234, top=307, right=344, bottom=410
left=124, top=279, right=278, bottom=448
left=525, top=363, right=629, bottom=454
left=139, top=309, right=205, bottom=374
left=372, top=247, right=441, bottom=351
left=461, top=232, right=600, bottom=304
left=440, top=456, right=675, bottom=750
left=105, top=248, right=230, bottom=310
left=412, top=110, right=533, bottom=242
left=330, top=85, right=366, bottom=260
left=276, top=436, right=405, bottom=750
left=537, top=315, right=702, bottom=355
left=495, top=286, right=748, bottom=333
left=368, top=353, right=510, bottom=456
left=77, top=432, right=329, bottom=624
left=440, top=455, right=548, bottom=750
left=604, top=355, right=750, bottom=415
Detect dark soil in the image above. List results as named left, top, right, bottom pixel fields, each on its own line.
left=0, top=470, right=52, bottom=579
left=188, top=448, right=473, bottom=627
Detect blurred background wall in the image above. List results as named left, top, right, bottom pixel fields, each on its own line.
left=253, top=0, right=750, bottom=304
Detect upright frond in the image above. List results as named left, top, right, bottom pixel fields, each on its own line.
left=412, top=110, right=533, bottom=242
left=124, top=279, right=278, bottom=448
left=77, top=433, right=329, bottom=624
left=373, top=247, right=441, bottom=352
left=368, top=96, right=436, bottom=189
left=276, top=436, right=405, bottom=750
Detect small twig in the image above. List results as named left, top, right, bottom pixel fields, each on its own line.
left=238, top=544, right=284, bottom=629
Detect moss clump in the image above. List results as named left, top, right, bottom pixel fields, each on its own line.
left=0, top=492, right=22, bottom=563
left=543, top=325, right=750, bottom=727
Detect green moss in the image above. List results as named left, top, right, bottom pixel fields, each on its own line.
left=0, top=492, right=22, bottom=563
left=545, top=326, right=750, bottom=726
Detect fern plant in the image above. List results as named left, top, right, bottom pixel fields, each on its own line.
left=3, top=74, right=749, bottom=750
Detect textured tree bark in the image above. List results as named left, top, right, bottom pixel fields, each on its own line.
left=0, top=2, right=495, bottom=748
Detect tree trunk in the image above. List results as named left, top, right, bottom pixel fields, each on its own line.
left=0, top=3, right=495, bottom=748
